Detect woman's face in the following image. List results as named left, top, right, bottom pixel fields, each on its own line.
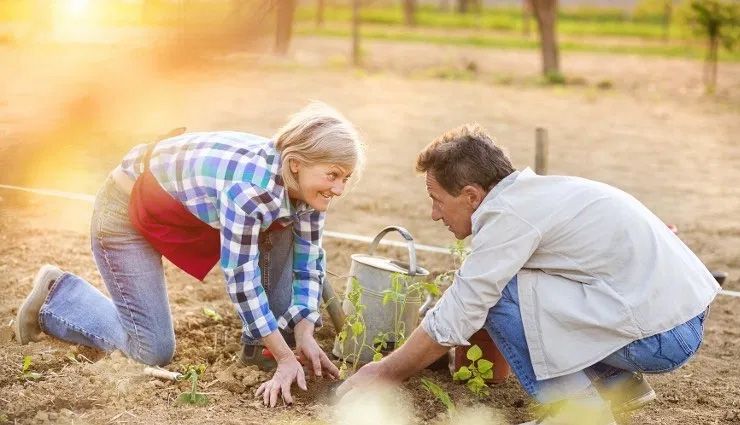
left=289, top=160, right=353, bottom=212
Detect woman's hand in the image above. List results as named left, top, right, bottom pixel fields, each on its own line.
left=294, top=320, right=340, bottom=379
left=255, top=356, right=306, bottom=407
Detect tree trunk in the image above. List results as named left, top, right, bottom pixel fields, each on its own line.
left=352, top=0, right=361, bottom=66
left=317, top=0, right=325, bottom=27
left=662, top=0, right=672, bottom=42
left=531, top=0, right=560, bottom=77
left=704, top=34, right=719, bottom=94
left=275, top=0, right=296, bottom=55
left=457, top=0, right=469, bottom=14
left=403, top=0, right=417, bottom=26
left=522, top=0, right=532, bottom=36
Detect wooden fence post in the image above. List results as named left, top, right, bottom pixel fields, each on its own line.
left=535, top=127, right=548, bottom=175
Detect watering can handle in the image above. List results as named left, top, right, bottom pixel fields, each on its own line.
left=368, top=226, right=418, bottom=276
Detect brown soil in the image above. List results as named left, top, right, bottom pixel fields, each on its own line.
left=0, top=33, right=739, bottom=424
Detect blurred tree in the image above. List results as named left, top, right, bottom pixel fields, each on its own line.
left=275, top=0, right=296, bottom=54
left=531, top=0, right=562, bottom=81
left=456, top=0, right=481, bottom=14
left=352, top=0, right=361, bottom=65
left=634, top=0, right=674, bottom=41
left=522, top=0, right=533, bottom=36
left=687, top=0, right=740, bottom=94
left=403, top=0, right=417, bottom=26
left=317, top=0, right=325, bottom=27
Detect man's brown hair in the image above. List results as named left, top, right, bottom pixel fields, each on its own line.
left=416, top=123, right=514, bottom=196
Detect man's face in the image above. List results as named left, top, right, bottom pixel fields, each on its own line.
left=425, top=173, right=475, bottom=240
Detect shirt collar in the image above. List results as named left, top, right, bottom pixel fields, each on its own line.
left=472, top=167, right=530, bottom=221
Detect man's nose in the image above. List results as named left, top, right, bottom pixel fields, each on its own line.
left=431, top=209, right=442, bottom=221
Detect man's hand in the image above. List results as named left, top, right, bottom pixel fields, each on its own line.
left=255, top=356, right=306, bottom=407
left=335, top=360, right=398, bottom=398
left=294, top=319, right=340, bottom=379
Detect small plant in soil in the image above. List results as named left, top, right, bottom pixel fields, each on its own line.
left=375, top=273, right=441, bottom=358
left=201, top=307, right=222, bottom=322
left=421, top=377, right=456, bottom=414
left=452, top=345, right=493, bottom=398
left=176, top=364, right=208, bottom=406
left=336, top=277, right=368, bottom=378
left=18, top=355, right=42, bottom=382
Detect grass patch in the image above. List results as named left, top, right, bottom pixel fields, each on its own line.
left=296, top=23, right=740, bottom=62
left=298, top=4, right=694, bottom=41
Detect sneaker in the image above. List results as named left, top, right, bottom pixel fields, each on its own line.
left=15, top=265, right=63, bottom=344
left=239, top=345, right=278, bottom=371
left=519, top=399, right=617, bottom=425
left=604, top=373, right=656, bottom=413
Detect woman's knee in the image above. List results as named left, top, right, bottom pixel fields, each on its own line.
left=134, top=337, right=176, bottom=366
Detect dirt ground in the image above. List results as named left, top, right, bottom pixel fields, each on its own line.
left=0, top=33, right=739, bottom=424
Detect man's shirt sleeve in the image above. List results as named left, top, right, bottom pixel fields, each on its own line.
left=422, top=209, right=541, bottom=346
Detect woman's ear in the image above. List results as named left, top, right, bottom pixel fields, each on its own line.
left=289, top=158, right=301, bottom=174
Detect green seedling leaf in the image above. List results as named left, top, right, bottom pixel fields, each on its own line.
left=351, top=321, right=364, bottom=337
left=202, top=307, right=222, bottom=322
left=453, top=366, right=472, bottom=381
left=372, top=352, right=383, bottom=362
left=65, top=352, right=80, bottom=364
left=481, top=368, right=494, bottom=380
left=467, top=345, right=483, bottom=362
left=22, top=356, right=32, bottom=373
left=477, top=359, right=493, bottom=373
left=421, top=378, right=457, bottom=413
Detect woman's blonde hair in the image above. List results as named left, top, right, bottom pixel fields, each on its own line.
left=275, top=101, right=365, bottom=193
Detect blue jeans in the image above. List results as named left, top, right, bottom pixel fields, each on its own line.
left=484, top=276, right=707, bottom=403
left=39, top=176, right=294, bottom=365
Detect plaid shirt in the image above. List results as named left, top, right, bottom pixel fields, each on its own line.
left=119, top=131, right=325, bottom=339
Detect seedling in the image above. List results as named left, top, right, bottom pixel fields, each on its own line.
left=18, top=355, right=42, bottom=381
left=202, top=307, right=222, bottom=322
left=175, top=364, right=208, bottom=406
left=380, top=273, right=440, bottom=350
left=336, top=277, right=368, bottom=378
left=452, top=345, right=493, bottom=398
left=421, top=377, right=456, bottom=414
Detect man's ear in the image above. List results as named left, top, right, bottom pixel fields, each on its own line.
left=461, top=185, right=486, bottom=209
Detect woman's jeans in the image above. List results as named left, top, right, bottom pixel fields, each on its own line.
left=484, top=276, right=708, bottom=404
left=38, top=177, right=294, bottom=366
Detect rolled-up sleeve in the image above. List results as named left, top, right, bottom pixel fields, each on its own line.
left=422, top=208, right=541, bottom=346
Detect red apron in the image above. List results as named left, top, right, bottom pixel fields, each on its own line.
left=127, top=136, right=288, bottom=281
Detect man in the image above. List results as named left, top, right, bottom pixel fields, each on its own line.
left=336, top=124, right=720, bottom=424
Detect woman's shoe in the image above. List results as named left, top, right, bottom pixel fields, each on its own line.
left=15, top=265, right=63, bottom=344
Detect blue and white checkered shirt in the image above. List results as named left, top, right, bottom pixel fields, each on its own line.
left=119, top=131, right=325, bottom=339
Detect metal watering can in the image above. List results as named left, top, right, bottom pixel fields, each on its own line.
left=332, top=226, right=431, bottom=364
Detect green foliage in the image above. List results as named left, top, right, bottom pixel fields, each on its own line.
left=202, top=307, right=223, bottom=322
left=176, top=364, right=209, bottom=407
left=420, top=377, right=457, bottom=413
left=452, top=345, right=493, bottom=398
left=380, top=273, right=441, bottom=352
left=18, top=355, right=42, bottom=382
left=686, top=0, right=740, bottom=48
left=336, top=277, right=368, bottom=378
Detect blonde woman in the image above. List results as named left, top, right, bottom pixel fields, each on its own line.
left=16, top=102, right=364, bottom=406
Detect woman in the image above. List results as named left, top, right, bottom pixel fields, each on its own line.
left=15, top=102, right=364, bottom=407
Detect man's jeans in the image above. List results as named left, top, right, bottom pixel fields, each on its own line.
left=38, top=176, right=294, bottom=365
left=484, top=276, right=708, bottom=404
